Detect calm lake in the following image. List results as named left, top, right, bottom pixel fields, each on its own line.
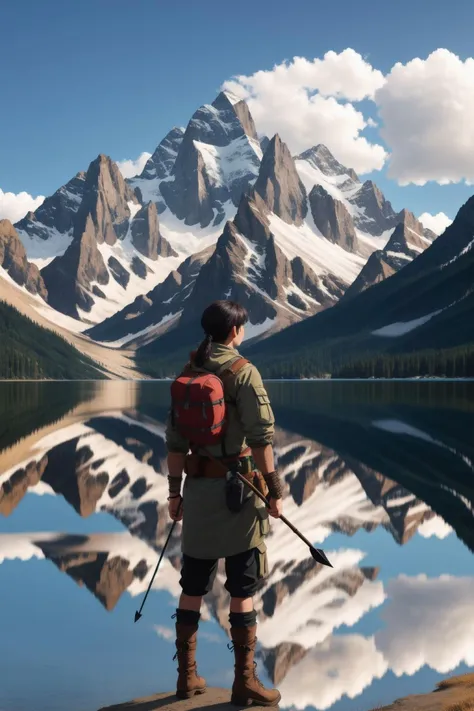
left=1, top=380, right=474, bottom=711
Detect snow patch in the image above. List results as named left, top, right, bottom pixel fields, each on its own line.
left=441, top=236, right=474, bottom=268
left=16, top=226, right=74, bottom=269
left=127, top=201, right=141, bottom=220
left=97, top=312, right=179, bottom=348
left=159, top=203, right=234, bottom=256
left=269, top=213, right=366, bottom=285
left=193, top=134, right=262, bottom=189
left=386, top=251, right=412, bottom=261
left=372, top=310, right=442, bottom=337
left=295, top=157, right=360, bottom=219
left=77, top=241, right=181, bottom=325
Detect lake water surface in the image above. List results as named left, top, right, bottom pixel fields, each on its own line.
left=1, top=380, right=474, bottom=711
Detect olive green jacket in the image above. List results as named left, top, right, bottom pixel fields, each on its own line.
left=165, top=342, right=275, bottom=560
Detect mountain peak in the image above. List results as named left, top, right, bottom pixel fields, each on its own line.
left=74, top=154, right=137, bottom=244
left=210, top=91, right=258, bottom=142
left=212, top=89, right=244, bottom=109
left=15, top=171, right=86, bottom=241
left=137, top=126, right=185, bottom=183
left=254, top=134, right=308, bottom=225
left=160, top=93, right=261, bottom=227
left=297, top=144, right=359, bottom=182
left=397, top=208, right=418, bottom=227
left=351, top=179, right=398, bottom=236
left=386, top=210, right=429, bottom=254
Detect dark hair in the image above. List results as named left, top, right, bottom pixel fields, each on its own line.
left=194, top=300, right=248, bottom=367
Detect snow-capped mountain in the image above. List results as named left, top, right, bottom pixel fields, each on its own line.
left=1, top=88, right=437, bottom=354
left=248, top=191, right=474, bottom=371
left=39, top=155, right=181, bottom=321
left=130, top=91, right=262, bottom=229
left=95, top=130, right=408, bottom=350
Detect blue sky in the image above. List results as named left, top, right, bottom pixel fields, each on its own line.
left=2, top=0, right=474, bottom=224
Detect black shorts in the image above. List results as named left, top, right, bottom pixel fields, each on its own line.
left=179, top=545, right=268, bottom=598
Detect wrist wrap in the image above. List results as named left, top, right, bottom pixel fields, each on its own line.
left=168, top=475, right=182, bottom=498
left=263, top=471, right=283, bottom=499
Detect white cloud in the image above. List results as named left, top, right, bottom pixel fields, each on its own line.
left=417, top=515, right=453, bottom=539
left=223, top=49, right=387, bottom=174
left=376, top=574, right=474, bottom=676
left=0, top=188, right=44, bottom=223
left=116, top=152, right=152, bottom=179
left=280, top=635, right=388, bottom=710
left=418, top=212, right=453, bottom=235
left=154, top=625, right=174, bottom=642
left=375, top=49, right=474, bottom=185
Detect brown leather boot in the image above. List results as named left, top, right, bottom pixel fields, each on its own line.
left=230, top=625, right=281, bottom=707
left=174, top=622, right=207, bottom=699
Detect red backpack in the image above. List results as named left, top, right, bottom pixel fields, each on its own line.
left=170, top=356, right=249, bottom=447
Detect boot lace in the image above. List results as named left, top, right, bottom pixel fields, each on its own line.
left=252, top=661, right=264, bottom=688
left=173, top=641, right=190, bottom=661
left=228, top=644, right=264, bottom=687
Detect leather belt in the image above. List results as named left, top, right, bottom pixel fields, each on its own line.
left=185, top=450, right=252, bottom=479
left=184, top=449, right=269, bottom=497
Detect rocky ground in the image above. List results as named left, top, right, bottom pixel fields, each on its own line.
left=374, top=673, right=474, bottom=711
left=99, top=687, right=267, bottom=711
left=98, top=674, right=474, bottom=711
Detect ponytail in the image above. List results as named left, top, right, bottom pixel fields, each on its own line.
left=194, top=333, right=213, bottom=367
left=193, top=300, right=248, bottom=368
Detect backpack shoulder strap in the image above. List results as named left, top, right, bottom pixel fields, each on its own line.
left=217, top=357, right=250, bottom=379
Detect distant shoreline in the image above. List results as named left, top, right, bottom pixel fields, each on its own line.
left=1, top=377, right=474, bottom=384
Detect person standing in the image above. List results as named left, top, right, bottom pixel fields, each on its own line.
left=166, top=300, right=284, bottom=707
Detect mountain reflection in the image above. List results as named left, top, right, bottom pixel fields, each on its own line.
left=1, top=380, right=474, bottom=711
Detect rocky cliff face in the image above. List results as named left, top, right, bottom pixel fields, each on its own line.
left=130, top=201, right=177, bottom=260
left=309, top=184, right=359, bottom=252
left=351, top=179, right=399, bottom=235
left=0, top=220, right=48, bottom=298
left=73, top=155, right=139, bottom=246
left=254, top=135, right=308, bottom=226
left=41, top=219, right=110, bottom=316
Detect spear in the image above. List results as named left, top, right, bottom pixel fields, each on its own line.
left=237, top=472, right=332, bottom=567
